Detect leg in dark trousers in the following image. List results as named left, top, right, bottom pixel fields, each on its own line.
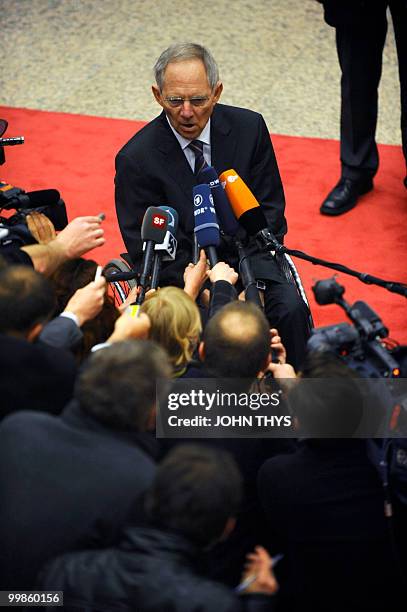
left=390, top=0, right=407, bottom=172
left=263, top=279, right=311, bottom=371
left=335, top=5, right=388, bottom=180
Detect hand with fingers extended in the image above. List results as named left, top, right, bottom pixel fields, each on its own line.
left=183, top=249, right=209, bottom=300
left=26, top=211, right=57, bottom=244
left=239, top=546, right=279, bottom=595
left=54, top=215, right=105, bottom=259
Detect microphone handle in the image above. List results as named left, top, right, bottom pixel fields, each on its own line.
left=193, top=234, right=200, bottom=264
left=151, top=252, right=161, bottom=290
left=244, top=283, right=263, bottom=310
left=137, top=240, right=155, bottom=304
left=206, top=246, right=218, bottom=268
left=236, top=239, right=263, bottom=310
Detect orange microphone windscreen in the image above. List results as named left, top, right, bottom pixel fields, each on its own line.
left=219, top=169, right=260, bottom=219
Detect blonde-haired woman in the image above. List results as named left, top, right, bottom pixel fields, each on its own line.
left=140, top=286, right=202, bottom=377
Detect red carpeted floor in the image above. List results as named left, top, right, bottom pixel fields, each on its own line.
left=1, top=105, right=406, bottom=343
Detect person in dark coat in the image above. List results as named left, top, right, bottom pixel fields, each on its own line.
left=258, top=353, right=407, bottom=611
left=318, top=0, right=407, bottom=215
left=0, top=265, right=77, bottom=419
left=40, top=445, right=278, bottom=612
left=0, top=340, right=171, bottom=590
left=162, top=302, right=296, bottom=586
left=115, top=41, right=310, bottom=370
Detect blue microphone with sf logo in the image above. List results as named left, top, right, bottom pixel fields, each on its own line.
left=193, top=183, right=220, bottom=268
left=150, top=206, right=179, bottom=289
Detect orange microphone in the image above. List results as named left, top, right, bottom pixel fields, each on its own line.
left=219, top=169, right=260, bottom=218
left=219, top=169, right=268, bottom=235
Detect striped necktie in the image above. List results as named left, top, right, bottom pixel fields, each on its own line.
left=188, top=140, right=208, bottom=176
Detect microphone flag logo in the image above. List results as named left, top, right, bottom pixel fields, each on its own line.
left=152, top=213, right=167, bottom=227
left=194, top=194, right=203, bottom=207
left=227, top=174, right=238, bottom=183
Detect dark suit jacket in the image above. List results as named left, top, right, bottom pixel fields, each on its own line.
left=0, top=333, right=77, bottom=421
left=0, top=400, right=158, bottom=590
left=258, top=439, right=407, bottom=611
left=115, top=104, right=287, bottom=286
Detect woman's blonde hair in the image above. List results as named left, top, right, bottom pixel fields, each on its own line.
left=140, top=287, right=202, bottom=369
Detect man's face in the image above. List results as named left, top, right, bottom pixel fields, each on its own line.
left=152, top=59, right=223, bottom=140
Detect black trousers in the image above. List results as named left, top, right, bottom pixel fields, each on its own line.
left=262, top=277, right=311, bottom=372
left=335, top=1, right=407, bottom=179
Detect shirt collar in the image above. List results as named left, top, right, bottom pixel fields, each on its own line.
left=166, top=115, right=211, bottom=150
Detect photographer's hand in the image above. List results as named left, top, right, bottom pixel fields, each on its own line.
left=26, top=211, right=57, bottom=244
left=64, top=277, right=107, bottom=327
left=21, top=215, right=105, bottom=276
left=54, top=215, right=105, bottom=258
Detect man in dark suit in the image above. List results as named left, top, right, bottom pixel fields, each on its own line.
left=115, top=42, right=310, bottom=368
left=0, top=340, right=171, bottom=590
left=0, top=265, right=77, bottom=420
left=319, top=0, right=407, bottom=215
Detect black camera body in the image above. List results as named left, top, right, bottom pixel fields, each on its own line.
left=308, top=278, right=406, bottom=378
left=0, top=119, right=68, bottom=249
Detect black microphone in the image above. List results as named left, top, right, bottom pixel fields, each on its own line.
left=0, top=187, right=61, bottom=211
left=193, top=183, right=220, bottom=267
left=151, top=206, right=179, bottom=290
left=198, top=166, right=240, bottom=236
left=137, top=207, right=169, bottom=304
left=200, top=168, right=262, bottom=307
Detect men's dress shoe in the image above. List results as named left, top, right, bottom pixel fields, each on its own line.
left=320, top=177, right=373, bottom=216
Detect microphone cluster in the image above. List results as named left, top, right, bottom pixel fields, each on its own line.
left=136, top=164, right=281, bottom=309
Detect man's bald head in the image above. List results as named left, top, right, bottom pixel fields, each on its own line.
left=202, top=302, right=270, bottom=378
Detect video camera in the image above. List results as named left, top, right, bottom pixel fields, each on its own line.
left=307, top=277, right=406, bottom=379
left=0, top=119, right=68, bottom=248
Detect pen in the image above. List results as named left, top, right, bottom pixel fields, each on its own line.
left=94, top=265, right=103, bottom=281
left=235, top=553, right=284, bottom=593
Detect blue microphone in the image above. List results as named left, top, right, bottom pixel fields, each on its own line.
left=198, top=165, right=239, bottom=236
left=193, top=183, right=220, bottom=267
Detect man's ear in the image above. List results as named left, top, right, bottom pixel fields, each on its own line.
left=26, top=322, right=44, bottom=343
left=212, top=81, right=223, bottom=103
left=198, top=341, right=205, bottom=362
left=152, top=85, right=164, bottom=108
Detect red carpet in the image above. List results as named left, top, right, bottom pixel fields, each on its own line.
left=1, top=106, right=406, bottom=343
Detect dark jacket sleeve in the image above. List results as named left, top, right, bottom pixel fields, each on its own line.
left=39, top=316, right=83, bottom=350
left=209, top=280, right=238, bottom=318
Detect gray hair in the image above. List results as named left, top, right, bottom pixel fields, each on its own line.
left=154, top=43, right=219, bottom=91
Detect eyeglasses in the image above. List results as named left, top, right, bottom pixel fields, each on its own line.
left=164, top=96, right=210, bottom=108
